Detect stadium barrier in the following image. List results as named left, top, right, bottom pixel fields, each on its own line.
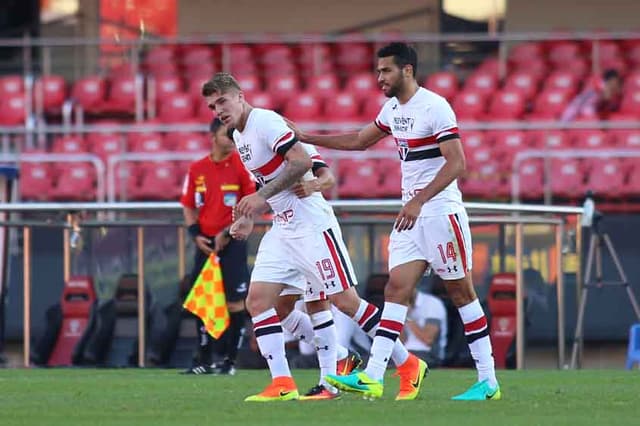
left=0, top=200, right=583, bottom=370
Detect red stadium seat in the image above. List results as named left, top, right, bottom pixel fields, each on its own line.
left=262, top=59, right=298, bottom=78
left=129, top=133, right=166, bottom=153
left=543, top=70, right=580, bottom=95
left=460, top=130, right=486, bottom=153
left=229, top=61, right=259, bottom=77
left=530, top=89, right=570, bottom=119
left=0, top=94, right=26, bottom=125
left=306, top=74, right=340, bottom=100
left=266, top=75, right=300, bottom=109
left=477, top=57, right=500, bottom=75
left=550, top=159, right=585, bottom=199
left=338, top=159, right=380, bottom=198
left=361, top=91, right=388, bottom=121
left=245, top=91, right=276, bottom=110
left=235, top=74, right=262, bottom=94
left=624, top=70, right=640, bottom=91
left=151, top=75, right=183, bottom=100
left=487, top=90, right=526, bottom=119
left=324, top=92, right=360, bottom=122
left=0, top=75, right=24, bottom=96
left=298, top=43, right=335, bottom=74
left=509, top=42, right=544, bottom=65
left=627, top=43, right=640, bottom=66
left=529, top=130, right=570, bottom=150
left=596, top=41, right=623, bottom=61
left=548, top=41, right=582, bottom=66
left=622, top=164, right=640, bottom=197
left=513, top=58, right=549, bottom=81
left=516, top=158, right=544, bottom=199
left=19, top=163, right=53, bottom=201
left=570, top=129, right=609, bottom=149
left=503, top=70, right=540, bottom=100
left=104, top=75, right=138, bottom=114
left=71, top=76, right=105, bottom=113
left=335, top=42, right=372, bottom=73
left=113, top=163, right=140, bottom=200
left=345, top=73, right=378, bottom=101
left=91, top=133, right=125, bottom=163
left=461, top=162, right=503, bottom=198
left=144, top=46, right=175, bottom=68
left=620, top=91, right=640, bottom=114
left=187, top=74, right=212, bottom=99
left=52, top=135, right=87, bottom=154
left=452, top=90, right=487, bottom=120
left=158, top=93, right=195, bottom=122
left=611, top=130, right=640, bottom=148
left=34, top=75, right=67, bottom=114
left=584, top=158, right=625, bottom=198
left=424, top=71, right=458, bottom=100
left=463, top=71, right=498, bottom=96
left=261, top=44, right=293, bottom=67
left=170, top=132, right=209, bottom=153
left=182, top=46, right=215, bottom=67
left=377, top=164, right=402, bottom=198
left=283, top=92, right=322, bottom=121
left=132, top=161, right=180, bottom=200
left=50, top=163, right=97, bottom=201
left=492, top=130, right=529, bottom=163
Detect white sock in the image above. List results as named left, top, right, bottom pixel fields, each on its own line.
left=364, top=302, right=407, bottom=381
left=458, top=299, right=498, bottom=387
left=311, top=310, right=338, bottom=390
left=252, top=308, right=291, bottom=379
left=352, top=300, right=409, bottom=366
left=282, top=308, right=348, bottom=360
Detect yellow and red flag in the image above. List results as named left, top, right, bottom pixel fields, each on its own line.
left=183, top=255, right=229, bottom=339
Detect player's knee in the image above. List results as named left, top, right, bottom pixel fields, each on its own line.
left=384, top=278, right=412, bottom=304
left=329, top=289, right=360, bottom=317
left=445, top=276, right=477, bottom=307
left=275, top=295, right=297, bottom=319
left=245, top=293, right=269, bottom=316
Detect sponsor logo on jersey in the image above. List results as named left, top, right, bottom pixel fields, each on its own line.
left=273, top=209, right=294, bottom=224
left=238, top=144, right=252, bottom=162
left=393, top=116, right=415, bottom=132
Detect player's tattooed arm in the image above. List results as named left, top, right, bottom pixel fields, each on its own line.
left=257, top=143, right=312, bottom=199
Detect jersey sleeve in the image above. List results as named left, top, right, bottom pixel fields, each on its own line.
left=431, top=96, right=460, bottom=143
left=260, top=110, right=298, bottom=156
left=179, top=168, right=196, bottom=208
left=302, top=143, right=328, bottom=172
left=374, top=101, right=392, bottom=134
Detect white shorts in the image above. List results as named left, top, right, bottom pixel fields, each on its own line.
left=388, top=209, right=473, bottom=280
left=252, top=225, right=358, bottom=302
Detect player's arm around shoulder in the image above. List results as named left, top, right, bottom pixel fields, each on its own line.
left=285, top=118, right=386, bottom=151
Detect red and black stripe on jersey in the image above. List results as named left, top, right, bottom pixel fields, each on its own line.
left=394, top=126, right=460, bottom=161
left=273, top=131, right=298, bottom=156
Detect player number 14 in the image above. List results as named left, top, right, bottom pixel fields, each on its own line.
left=437, top=242, right=457, bottom=264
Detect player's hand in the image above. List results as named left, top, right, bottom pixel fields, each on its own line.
left=235, top=193, right=268, bottom=218
left=230, top=216, right=254, bottom=240
left=291, top=178, right=319, bottom=198
left=394, top=198, right=422, bottom=232
left=194, top=235, right=214, bottom=255
left=213, top=230, right=231, bottom=252
left=282, top=117, right=306, bottom=141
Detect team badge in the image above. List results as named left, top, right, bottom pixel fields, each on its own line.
left=223, top=193, right=237, bottom=206
left=397, top=138, right=409, bottom=160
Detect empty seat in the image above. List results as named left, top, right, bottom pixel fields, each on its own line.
left=529, top=130, right=570, bottom=150
left=306, top=74, right=340, bottom=100
left=611, top=130, right=640, bottom=148
left=543, top=70, right=580, bottom=95
left=338, top=159, right=379, bottom=198
left=424, top=71, right=458, bottom=100
left=550, top=159, right=585, bottom=199
left=619, top=91, right=640, bottom=114
left=34, top=75, right=67, bottom=114
left=492, top=130, right=529, bottom=163
left=235, top=74, right=262, bottom=94
left=486, top=273, right=517, bottom=368
left=283, top=92, right=322, bottom=121
left=0, top=75, right=24, bottom=96
left=0, top=94, right=26, bottom=125
left=503, top=70, right=540, bottom=100
left=266, top=75, right=300, bottom=109
left=91, top=133, right=125, bottom=163
left=150, top=75, right=183, bottom=100
left=452, top=90, right=487, bottom=120
left=50, top=163, right=97, bottom=201
left=584, top=158, right=625, bottom=198
left=19, top=163, right=53, bottom=201
left=463, top=71, right=498, bottom=96
left=461, top=162, right=504, bottom=198
left=509, top=42, right=544, bottom=65
left=361, top=91, right=388, bottom=121
left=517, top=158, right=544, bottom=199
left=104, top=75, right=138, bottom=114
left=324, top=92, right=360, bottom=121
left=487, top=90, right=526, bottom=119
left=335, top=42, right=372, bottom=73
left=570, top=129, right=610, bottom=149
left=52, top=135, right=87, bottom=154
left=71, top=76, right=106, bottom=113
left=158, top=93, right=195, bottom=122
left=377, top=164, right=402, bottom=198
left=548, top=41, right=582, bottom=66
left=131, top=162, right=180, bottom=200
left=345, top=73, right=378, bottom=101
left=129, top=133, right=166, bottom=153
left=530, top=89, right=570, bottom=119
left=170, top=132, right=209, bottom=153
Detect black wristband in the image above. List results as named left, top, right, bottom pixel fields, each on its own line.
left=222, top=228, right=231, bottom=239
left=187, top=224, right=201, bottom=239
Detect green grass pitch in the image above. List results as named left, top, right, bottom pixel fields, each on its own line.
left=1, top=369, right=637, bottom=425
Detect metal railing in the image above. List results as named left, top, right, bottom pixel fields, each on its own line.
left=0, top=200, right=584, bottom=370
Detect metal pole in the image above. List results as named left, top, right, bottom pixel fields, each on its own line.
left=574, top=218, right=584, bottom=368
left=178, top=226, right=185, bottom=281
left=63, top=214, right=71, bottom=283
left=22, top=226, right=31, bottom=367
left=137, top=226, right=145, bottom=367
left=515, top=223, right=525, bottom=370
left=556, top=223, right=565, bottom=368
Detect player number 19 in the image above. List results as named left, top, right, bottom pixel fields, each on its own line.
left=316, top=258, right=335, bottom=280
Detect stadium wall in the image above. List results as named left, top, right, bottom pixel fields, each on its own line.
left=177, top=0, right=440, bottom=34
left=505, top=0, right=640, bottom=32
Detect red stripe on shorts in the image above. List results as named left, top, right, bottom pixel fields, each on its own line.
left=449, top=214, right=468, bottom=272
left=323, top=231, right=349, bottom=290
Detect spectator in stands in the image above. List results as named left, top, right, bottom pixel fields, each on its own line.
left=400, top=285, right=448, bottom=368
left=561, top=69, right=622, bottom=121
left=180, top=117, right=256, bottom=375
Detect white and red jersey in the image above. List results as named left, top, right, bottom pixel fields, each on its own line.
left=232, top=108, right=335, bottom=235
left=375, top=87, right=464, bottom=216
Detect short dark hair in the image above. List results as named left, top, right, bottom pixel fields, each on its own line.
left=202, top=72, right=241, bottom=96
left=209, top=117, right=235, bottom=139
left=603, top=68, right=620, bottom=81
left=377, top=42, right=418, bottom=77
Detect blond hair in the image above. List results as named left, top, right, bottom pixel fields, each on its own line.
left=201, top=72, right=241, bottom=96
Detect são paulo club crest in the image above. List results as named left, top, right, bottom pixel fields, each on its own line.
left=396, top=138, right=409, bottom=160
